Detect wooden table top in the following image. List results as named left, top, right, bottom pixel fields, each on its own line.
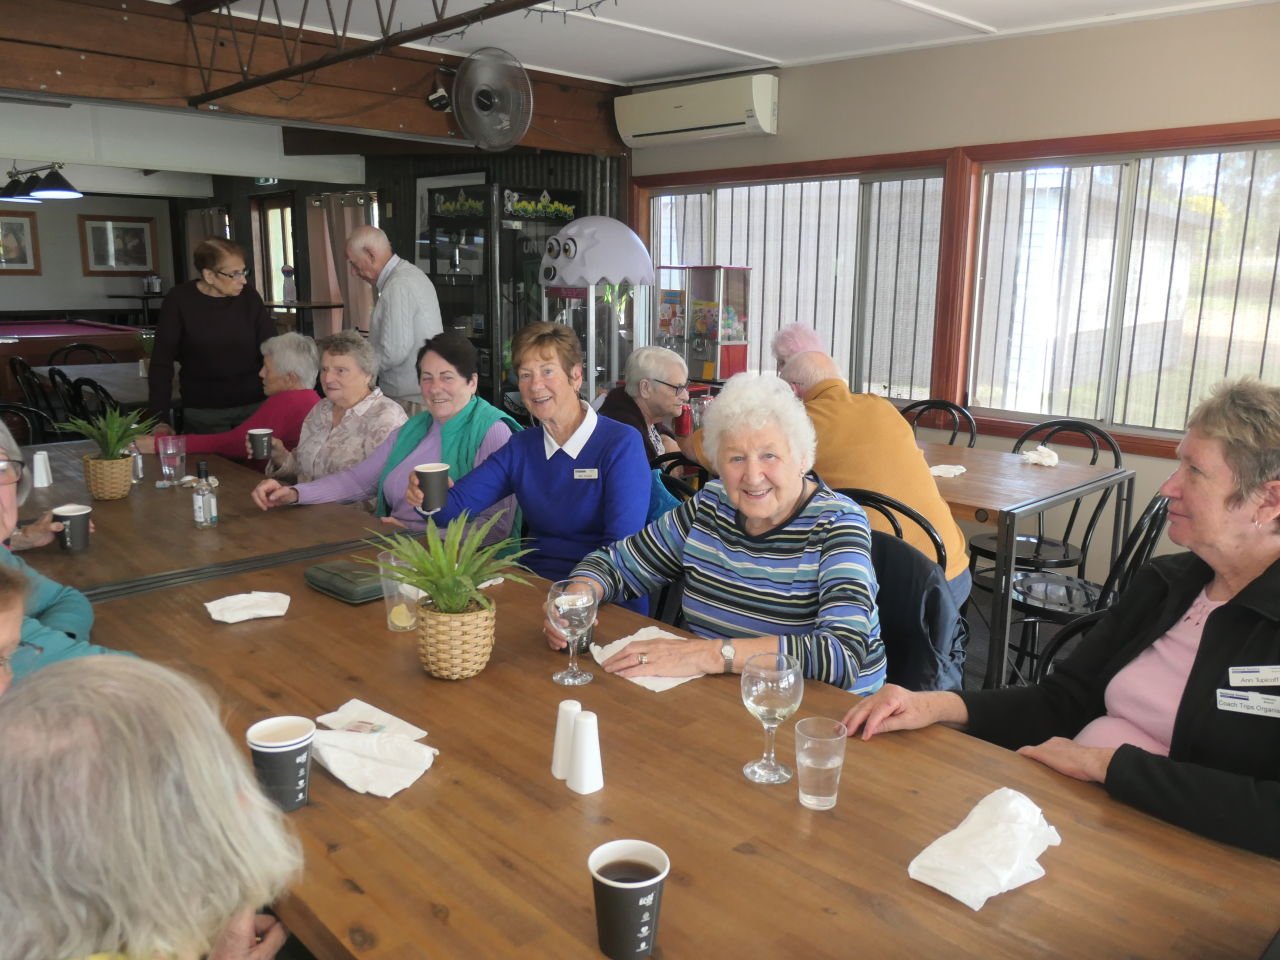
left=21, top=441, right=379, bottom=599
left=33, top=361, right=176, bottom=408
left=919, top=442, right=1132, bottom=523
left=91, top=556, right=1280, bottom=959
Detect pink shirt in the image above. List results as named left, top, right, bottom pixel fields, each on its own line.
left=1075, top=590, right=1226, bottom=755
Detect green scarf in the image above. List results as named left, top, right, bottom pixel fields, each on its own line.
left=375, top=395, right=522, bottom=521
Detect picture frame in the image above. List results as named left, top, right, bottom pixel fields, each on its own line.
left=0, top=210, right=41, bottom=275
left=78, top=214, right=157, bottom=276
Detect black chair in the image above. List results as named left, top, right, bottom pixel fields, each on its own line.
left=658, top=471, right=697, bottom=502
left=73, top=377, right=120, bottom=418
left=968, top=419, right=1123, bottom=588
left=9, top=357, right=59, bottom=421
left=652, top=451, right=710, bottom=489
left=46, top=366, right=85, bottom=420
left=1006, top=494, right=1169, bottom=684
left=868, top=531, right=967, bottom=691
left=836, top=487, right=947, bottom=570
left=47, top=342, right=117, bottom=365
left=0, top=402, right=56, bottom=445
left=1033, top=609, right=1108, bottom=684
left=901, top=399, right=977, bottom=448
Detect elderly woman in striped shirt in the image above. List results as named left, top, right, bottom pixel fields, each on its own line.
left=559, top=372, right=884, bottom=694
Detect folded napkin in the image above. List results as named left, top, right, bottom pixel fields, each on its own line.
left=1021, top=445, right=1059, bottom=467
left=930, top=464, right=967, bottom=478
left=590, top=626, right=703, bottom=692
left=318, top=698, right=428, bottom=739
left=908, top=787, right=1061, bottom=911
left=311, top=730, right=438, bottom=798
left=205, top=591, right=290, bottom=624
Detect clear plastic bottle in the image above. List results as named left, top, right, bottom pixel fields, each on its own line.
left=193, top=460, right=218, bottom=529
left=129, top=441, right=144, bottom=484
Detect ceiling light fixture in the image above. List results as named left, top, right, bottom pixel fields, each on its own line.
left=2, top=161, right=82, bottom=201
left=0, top=176, right=40, bottom=203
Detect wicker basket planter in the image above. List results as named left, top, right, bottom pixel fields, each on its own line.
left=82, top=455, right=134, bottom=501
left=417, top=600, right=496, bottom=680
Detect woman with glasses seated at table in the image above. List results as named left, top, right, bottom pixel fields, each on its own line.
left=250, top=332, right=518, bottom=541
left=0, top=657, right=302, bottom=960
left=597, top=346, right=685, bottom=462
left=263, top=329, right=407, bottom=484
left=561, top=372, right=885, bottom=693
left=149, top=238, right=275, bottom=435
left=405, top=321, right=650, bottom=605
left=845, top=378, right=1280, bottom=858
left=0, top=424, right=115, bottom=692
left=134, top=332, right=321, bottom=467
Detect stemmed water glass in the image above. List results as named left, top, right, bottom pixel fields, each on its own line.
left=547, top=580, right=597, bottom=686
left=740, top=652, right=804, bottom=783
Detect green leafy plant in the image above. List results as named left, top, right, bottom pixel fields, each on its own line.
left=59, top=408, right=159, bottom=460
left=362, top=511, right=532, bottom=615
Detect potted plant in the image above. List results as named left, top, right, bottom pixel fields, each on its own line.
left=365, top=512, right=531, bottom=680
left=60, top=407, right=158, bottom=501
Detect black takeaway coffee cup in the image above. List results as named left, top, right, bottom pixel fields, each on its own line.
left=245, top=716, right=316, bottom=812
left=52, top=503, right=92, bottom=552
left=587, top=839, right=671, bottom=959
left=414, top=463, right=450, bottom=513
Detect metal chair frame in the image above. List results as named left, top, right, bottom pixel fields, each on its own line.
left=836, top=487, right=947, bottom=570
left=900, top=399, right=978, bottom=448
left=47, top=342, right=118, bottom=365
left=652, top=451, right=711, bottom=489
left=46, top=366, right=85, bottom=421
left=1032, top=609, right=1109, bottom=684
left=0, top=402, right=57, bottom=445
left=73, top=377, right=120, bottom=418
left=9, top=357, right=59, bottom=421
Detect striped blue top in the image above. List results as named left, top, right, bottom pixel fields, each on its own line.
left=574, top=480, right=885, bottom=693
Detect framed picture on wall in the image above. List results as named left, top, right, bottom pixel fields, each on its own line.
left=78, top=215, right=157, bottom=276
left=0, top=210, right=41, bottom=275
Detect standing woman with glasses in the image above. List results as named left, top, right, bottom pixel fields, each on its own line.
left=0, top=424, right=116, bottom=694
left=149, top=237, right=275, bottom=434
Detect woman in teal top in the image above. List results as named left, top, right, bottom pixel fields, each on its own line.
left=0, top=424, right=111, bottom=690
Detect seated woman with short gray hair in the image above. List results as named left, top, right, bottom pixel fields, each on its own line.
left=562, top=372, right=884, bottom=693
left=135, top=332, right=321, bottom=464
left=0, top=657, right=302, bottom=960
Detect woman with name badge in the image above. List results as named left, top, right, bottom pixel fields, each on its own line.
left=405, top=322, right=649, bottom=607
left=845, top=378, right=1280, bottom=858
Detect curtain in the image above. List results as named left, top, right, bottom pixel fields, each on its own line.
left=306, top=192, right=375, bottom=339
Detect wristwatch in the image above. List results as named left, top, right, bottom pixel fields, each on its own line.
left=720, top=642, right=736, bottom=674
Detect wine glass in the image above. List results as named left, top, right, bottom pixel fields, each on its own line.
left=547, top=580, right=597, bottom=686
left=740, top=652, right=803, bottom=784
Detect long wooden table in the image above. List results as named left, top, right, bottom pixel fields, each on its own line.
left=91, top=556, right=1280, bottom=959
left=920, top=442, right=1135, bottom=688
left=20, top=441, right=379, bottom=600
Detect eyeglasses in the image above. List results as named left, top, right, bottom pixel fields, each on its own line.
left=0, top=459, right=24, bottom=485
left=653, top=378, right=689, bottom=394
left=215, top=267, right=251, bottom=280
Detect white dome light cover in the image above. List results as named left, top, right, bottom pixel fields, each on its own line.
left=539, top=216, right=655, bottom=287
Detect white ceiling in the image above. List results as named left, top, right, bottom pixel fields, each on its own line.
left=194, top=0, right=1276, bottom=86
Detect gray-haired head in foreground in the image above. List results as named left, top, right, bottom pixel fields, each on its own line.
left=624, top=345, right=687, bottom=398
left=317, top=329, right=378, bottom=385
left=261, top=332, right=319, bottom=389
left=1187, top=377, right=1280, bottom=513
left=0, top=422, right=31, bottom=506
left=0, top=657, right=301, bottom=960
left=702, top=372, right=817, bottom=473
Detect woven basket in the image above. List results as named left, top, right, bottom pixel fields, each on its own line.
left=417, top=601, right=496, bottom=680
left=82, top=455, right=134, bottom=501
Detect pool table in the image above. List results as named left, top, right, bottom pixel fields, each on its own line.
left=0, top=317, right=145, bottom=402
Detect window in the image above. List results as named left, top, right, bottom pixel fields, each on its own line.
left=250, top=193, right=295, bottom=303
left=972, top=144, right=1280, bottom=431
left=650, top=172, right=943, bottom=397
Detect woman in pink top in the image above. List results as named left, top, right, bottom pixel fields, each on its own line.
left=843, top=378, right=1280, bottom=857
left=136, top=332, right=320, bottom=467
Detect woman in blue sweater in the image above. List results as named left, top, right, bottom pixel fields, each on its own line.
left=408, top=322, right=649, bottom=600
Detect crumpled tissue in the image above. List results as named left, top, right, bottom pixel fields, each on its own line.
left=908, top=787, right=1061, bottom=911
left=930, top=464, right=967, bottom=478
left=590, top=626, right=702, bottom=692
left=1021, top=445, right=1059, bottom=467
left=314, top=699, right=437, bottom=798
left=204, top=591, right=290, bottom=623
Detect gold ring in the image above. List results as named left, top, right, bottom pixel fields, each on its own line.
left=638, top=653, right=649, bottom=666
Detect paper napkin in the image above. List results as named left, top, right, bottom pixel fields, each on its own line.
left=590, top=626, right=703, bottom=692
left=1021, top=445, right=1060, bottom=467
left=318, top=698, right=428, bottom=740
left=204, top=591, right=290, bottom=624
left=908, top=787, right=1061, bottom=911
left=929, top=464, right=967, bottom=478
left=311, top=730, right=438, bottom=799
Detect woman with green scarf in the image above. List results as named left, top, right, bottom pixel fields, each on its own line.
left=250, top=332, right=519, bottom=541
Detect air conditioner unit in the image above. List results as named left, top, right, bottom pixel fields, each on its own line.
left=614, top=74, right=778, bottom=149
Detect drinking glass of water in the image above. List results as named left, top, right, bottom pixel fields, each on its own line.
left=740, top=652, right=803, bottom=784
left=794, top=717, right=848, bottom=810
left=547, top=579, right=597, bottom=686
left=156, top=434, right=187, bottom=483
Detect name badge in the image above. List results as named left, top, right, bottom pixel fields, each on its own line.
left=1228, top=665, right=1280, bottom=687
left=1216, top=689, right=1280, bottom=718
left=573, top=468, right=599, bottom=480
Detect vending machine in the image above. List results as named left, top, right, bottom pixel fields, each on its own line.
left=654, top=265, right=750, bottom=383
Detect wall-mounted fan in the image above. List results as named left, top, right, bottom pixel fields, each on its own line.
left=452, top=47, right=534, bottom=152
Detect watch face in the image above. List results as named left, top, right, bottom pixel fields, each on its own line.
left=721, top=643, right=735, bottom=659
